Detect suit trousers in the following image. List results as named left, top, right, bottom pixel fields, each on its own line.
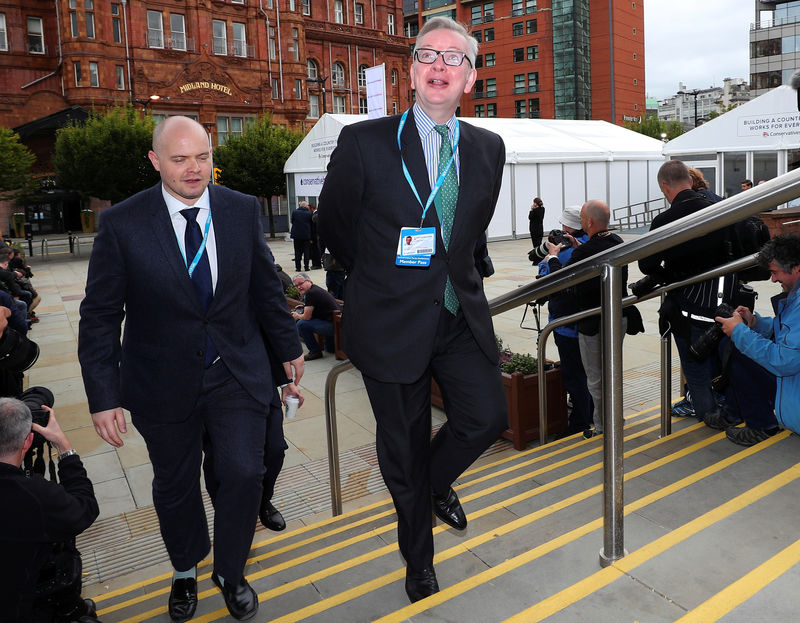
left=362, top=308, right=508, bottom=572
left=132, top=359, right=267, bottom=582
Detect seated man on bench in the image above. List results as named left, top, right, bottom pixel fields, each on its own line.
left=291, top=273, right=341, bottom=361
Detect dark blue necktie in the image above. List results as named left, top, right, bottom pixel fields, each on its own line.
left=180, top=207, right=217, bottom=366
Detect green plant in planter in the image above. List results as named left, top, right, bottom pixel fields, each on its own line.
left=286, top=283, right=301, bottom=299
left=496, top=336, right=537, bottom=375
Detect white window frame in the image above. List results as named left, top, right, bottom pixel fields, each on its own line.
left=73, top=61, right=81, bottom=86
left=0, top=14, right=7, bottom=51
left=111, top=4, right=121, bottom=43
left=302, top=0, right=311, bottom=16
left=27, top=16, right=45, bottom=54
left=308, top=94, right=320, bottom=118
left=333, top=95, right=346, bottom=114
left=334, top=0, right=344, bottom=23
left=116, top=65, right=125, bottom=90
left=295, top=78, right=302, bottom=98
left=359, top=97, right=368, bottom=113
left=392, top=69, right=398, bottom=85
left=147, top=11, right=164, bottom=49
left=70, top=11, right=78, bottom=37
left=213, top=19, right=227, bottom=55
left=332, top=62, right=345, bottom=88
left=307, top=59, right=318, bottom=79
left=358, top=65, right=367, bottom=89
left=86, top=11, right=95, bottom=38
left=387, top=13, right=395, bottom=35
left=355, top=3, right=364, bottom=25
left=89, top=61, right=99, bottom=87
left=233, top=22, right=246, bottom=57
left=170, top=14, right=186, bottom=51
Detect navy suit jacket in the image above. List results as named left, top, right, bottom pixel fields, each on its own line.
left=317, top=111, right=505, bottom=383
left=78, top=183, right=302, bottom=421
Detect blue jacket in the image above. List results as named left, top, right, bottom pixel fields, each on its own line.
left=538, top=232, right=589, bottom=338
left=730, top=283, right=800, bottom=433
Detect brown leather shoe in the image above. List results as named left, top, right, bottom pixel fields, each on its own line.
left=304, top=351, right=323, bottom=361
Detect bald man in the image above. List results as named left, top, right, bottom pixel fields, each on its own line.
left=78, top=116, right=303, bottom=622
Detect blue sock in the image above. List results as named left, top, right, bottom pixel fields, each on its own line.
left=173, top=566, right=196, bottom=581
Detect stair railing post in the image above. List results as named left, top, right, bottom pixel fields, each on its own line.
left=660, top=291, right=673, bottom=437
left=600, top=263, right=627, bottom=567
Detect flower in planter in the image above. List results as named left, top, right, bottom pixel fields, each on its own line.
left=496, top=336, right=538, bottom=375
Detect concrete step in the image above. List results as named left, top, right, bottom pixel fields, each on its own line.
left=83, top=407, right=800, bottom=622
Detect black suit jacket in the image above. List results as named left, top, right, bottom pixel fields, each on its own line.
left=78, top=183, right=301, bottom=421
left=317, top=111, right=505, bottom=383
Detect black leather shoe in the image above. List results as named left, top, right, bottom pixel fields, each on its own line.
left=259, top=499, right=286, bottom=531
left=405, top=566, right=439, bottom=603
left=168, top=577, right=197, bottom=623
left=211, top=573, right=258, bottom=620
left=432, top=487, right=467, bottom=530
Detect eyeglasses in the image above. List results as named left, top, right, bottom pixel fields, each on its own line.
left=413, top=48, right=472, bottom=67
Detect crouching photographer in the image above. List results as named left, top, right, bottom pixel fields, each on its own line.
left=0, top=307, right=101, bottom=622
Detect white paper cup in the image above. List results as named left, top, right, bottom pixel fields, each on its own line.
left=285, top=395, right=300, bottom=419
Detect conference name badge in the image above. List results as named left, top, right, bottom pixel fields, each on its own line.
left=396, top=227, right=436, bottom=267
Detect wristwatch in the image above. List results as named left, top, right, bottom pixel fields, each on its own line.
left=58, top=449, right=78, bottom=460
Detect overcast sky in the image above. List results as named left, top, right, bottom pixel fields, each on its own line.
left=644, top=1, right=755, bottom=100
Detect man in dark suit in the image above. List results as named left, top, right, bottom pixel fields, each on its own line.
left=78, top=116, right=303, bottom=622
left=290, top=201, right=313, bottom=272
left=317, top=16, right=508, bottom=603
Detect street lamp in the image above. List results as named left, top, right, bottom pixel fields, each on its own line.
left=677, top=89, right=700, bottom=128
left=132, top=94, right=161, bottom=113
left=306, top=75, right=329, bottom=116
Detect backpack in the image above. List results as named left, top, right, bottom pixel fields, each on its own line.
left=723, top=215, right=771, bottom=281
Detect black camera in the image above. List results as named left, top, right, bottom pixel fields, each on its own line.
left=689, top=303, right=734, bottom=361
left=0, top=326, right=39, bottom=371
left=529, top=229, right=572, bottom=263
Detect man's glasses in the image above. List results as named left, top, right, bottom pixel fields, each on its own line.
left=413, top=48, right=472, bottom=67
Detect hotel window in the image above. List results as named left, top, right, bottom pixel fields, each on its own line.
left=269, top=26, right=276, bottom=60
left=85, top=0, right=95, bottom=39
left=514, top=74, right=525, bottom=94
left=89, top=61, right=98, bottom=87
left=484, top=28, right=494, bottom=42
left=217, top=117, right=244, bottom=145
left=392, top=69, right=398, bottom=85
left=515, top=100, right=526, bottom=117
left=526, top=19, right=537, bottom=34
left=27, top=17, right=45, bottom=54
left=512, top=22, right=523, bottom=37
left=485, top=52, right=495, bottom=67
left=302, top=0, right=311, bottom=16
left=309, top=94, right=319, bottom=118
left=486, top=78, right=496, bottom=98
left=527, top=0, right=537, bottom=12
left=232, top=0, right=244, bottom=4
left=388, top=13, right=395, bottom=35
left=513, top=48, right=524, bottom=62
left=295, top=79, right=302, bottom=98
left=147, top=11, right=164, bottom=48
left=475, top=54, right=483, bottom=68
left=471, top=6, right=481, bottom=25
left=171, top=14, right=186, bottom=51
left=528, top=72, right=538, bottom=91
left=474, top=30, right=482, bottom=43
left=213, top=20, right=227, bottom=55
left=474, top=104, right=485, bottom=117
left=487, top=103, right=497, bottom=117
left=392, top=101, right=397, bottom=114
left=474, top=79, right=483, bottom=97
left=70, top=11, right=78, bottom=37
left=334, top=0, right=344, bottom=23
left=484, top=2, right=494, bottom=21
left=527, top=45, right=538, bottom=60
left=0, top=14, right=7, bottom=51
left=333, top=95, right=346, bottom=113
left=116, top=65, right=125, bottom=90
left=307, top=59, right=318, bottom=79
left=355, top=3, right=364, bottom=25
left=288, top=0, right=295, bottom=9
left=271, top=77, right=279, bottom=98
left=359, top=97, right=368, bottom=113
left=233, top=23, right=246, bottom=57
left=332, top=62, right=345, bottom=88
left=111, top=4, right=121, bottom=43
left=529, top=98, right=540, bottom=118
left=358, top=65, right=367, bottom=89
left=73, top=61, right=81, bottom=86
left=512, top=0, right=524, bottom=16
left=291, top=28, right=299, bottom=61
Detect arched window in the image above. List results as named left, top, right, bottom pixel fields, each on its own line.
left=307, top=59, right=318, bottom=80
left=358, top=64, right=368, bottom=89
left=331, top=62, right=346, bottom=87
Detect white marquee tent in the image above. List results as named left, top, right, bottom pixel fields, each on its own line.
left=663, top=85, right=800, bottom=201
left=284, top=114, right=666, bottom=240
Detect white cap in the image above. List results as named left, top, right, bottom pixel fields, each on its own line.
left=559, top=205, right=582, bottom=230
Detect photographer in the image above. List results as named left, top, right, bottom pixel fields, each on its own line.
left=536, top=206, right=593, bottom=436
left=543, top=200, right=642, bottom=436
left=717, top=234, right=800, bottom=442
left=0, top=399, right=100, bottom=622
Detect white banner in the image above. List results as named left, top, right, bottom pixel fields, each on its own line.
left=294, top=173, right=327, bottom=197
left=365, top=64, right=386, bottom=119
left=738, top=111, right=800, bottom=139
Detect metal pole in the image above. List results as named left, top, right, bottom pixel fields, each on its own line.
left=660, top=291, right=672, bottom=437
left=600, top=264, right=626, bottom=567
left=324, top=360, right=353, bottom=516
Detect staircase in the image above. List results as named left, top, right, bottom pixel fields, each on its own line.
left=86, top=406, right=800, bottom=622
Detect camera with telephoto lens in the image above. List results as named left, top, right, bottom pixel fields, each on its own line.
left=689, top=303, right=735, bottom=361
left=0, top=326, right=39, bottom=371
left=529, top=229, right=573, bottom=263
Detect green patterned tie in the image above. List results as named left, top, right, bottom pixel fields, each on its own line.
left=434, top=125, right=460, bottom=315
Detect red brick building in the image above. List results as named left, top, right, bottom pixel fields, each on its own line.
left=0, top=0, right=410, bottom=234
left=403, top=0, right=645, bottom=124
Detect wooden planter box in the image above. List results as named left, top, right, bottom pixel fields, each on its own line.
left=431, top=364, right=569, bottom=451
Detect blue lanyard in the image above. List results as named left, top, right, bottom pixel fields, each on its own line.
left=397, top=109, right=460, bottom=228
left=176, top=209, right=213, bottom=278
